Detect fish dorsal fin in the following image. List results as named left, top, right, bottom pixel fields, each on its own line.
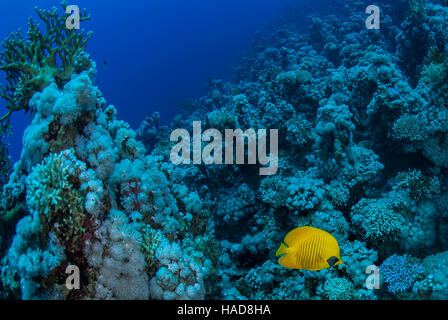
left=284, top=226, right=315, bottom=246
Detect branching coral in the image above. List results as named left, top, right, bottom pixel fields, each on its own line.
left=394, top=169, right=440, bottom=200
left=259, top=175, right=288, bottom=208
left=0, top=1, right=91, bottom=134
left=392, top=114, right=427, bottom=142
left=351, top=198, right=404, bottom=243
left=25, top=149, right=90, bottom=254
left=380, top=254, right=425, bottom=294
left=322, top=277, right=354, bottom=300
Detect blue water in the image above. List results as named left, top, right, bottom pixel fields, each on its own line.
left=0, top=0, right=341, bottom=161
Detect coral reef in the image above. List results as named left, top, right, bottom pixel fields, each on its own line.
left=159, top=0, right=448, bottom=300
left=0, top=0, right=448, bottom=300
left=0, top=3, right=212, bottom=300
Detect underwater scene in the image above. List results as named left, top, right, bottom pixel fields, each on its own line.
left=0, top=0, right=447, bottom=301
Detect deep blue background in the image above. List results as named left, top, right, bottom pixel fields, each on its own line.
left=0, top=0, right=339, bottom=161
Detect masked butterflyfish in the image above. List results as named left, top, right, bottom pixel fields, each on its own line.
left=275, top=226, right=343, bottom=271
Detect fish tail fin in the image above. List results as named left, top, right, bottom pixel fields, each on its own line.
left=275, top=242, right=289, bottom=257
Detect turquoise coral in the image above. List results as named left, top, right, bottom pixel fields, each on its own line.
left=380, top=254, right=425, bottom=295
left=322, top=277, right=354, bottom=300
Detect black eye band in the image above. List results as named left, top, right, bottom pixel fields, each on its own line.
left=327, top=256, right=339, bottom=267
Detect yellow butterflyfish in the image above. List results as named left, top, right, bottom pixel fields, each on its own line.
left=275, top=226, right=343, bottom=271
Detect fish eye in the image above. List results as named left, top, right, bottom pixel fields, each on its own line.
left=327, top=256, right=339, bottom=267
